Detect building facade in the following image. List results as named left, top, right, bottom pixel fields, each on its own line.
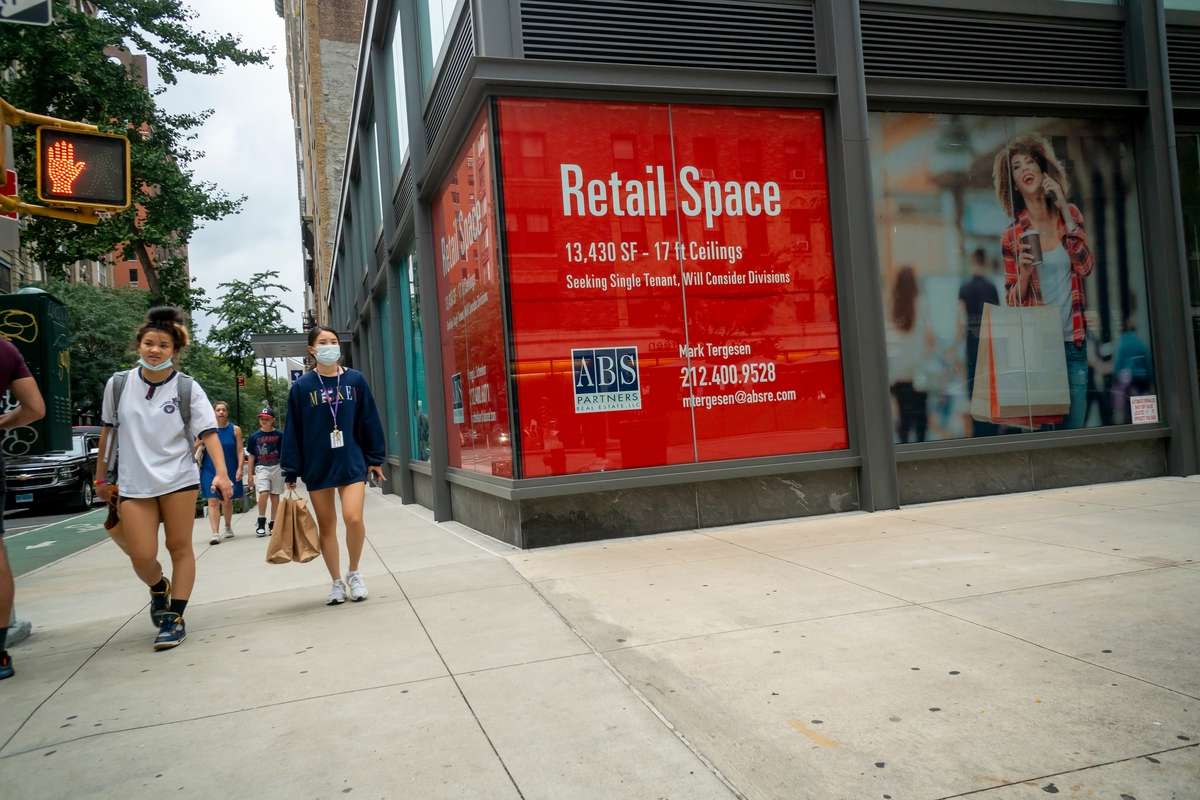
left=323, top=0, right=1200, bottom=548
left=278, top=0, right=366, bottom=326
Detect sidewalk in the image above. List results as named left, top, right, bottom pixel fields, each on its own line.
left=1, top=477, right=1197, bottom=799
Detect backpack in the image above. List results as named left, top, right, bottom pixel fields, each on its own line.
left=105, top=370, right=194, bottom=484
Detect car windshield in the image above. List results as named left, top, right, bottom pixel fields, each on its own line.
left=66, top=435, right=86, bottom=456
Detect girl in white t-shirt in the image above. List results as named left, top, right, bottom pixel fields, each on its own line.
left=94, top=307, right=233, bottom=652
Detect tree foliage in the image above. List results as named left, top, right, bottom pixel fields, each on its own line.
left=0, top=1, right=267, bottom=303
left=47, top=280, right=149, bottom=416
left=181, top=341, right=289, bottom=432
left=206, top=269, right=295, bottom=406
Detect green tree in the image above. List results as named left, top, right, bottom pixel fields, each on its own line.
left=46, top=280, right=149, bottom=417
left=206, top=269, right=295, bottom=409
left=0, top=1, right=267, bottom=303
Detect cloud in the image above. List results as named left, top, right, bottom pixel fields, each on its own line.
left=153, top=1, right=306, bottom=336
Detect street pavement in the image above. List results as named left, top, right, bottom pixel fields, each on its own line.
left=0, top=477, right=1197, bottom=799
left=4, top=506, right=109, bottom=577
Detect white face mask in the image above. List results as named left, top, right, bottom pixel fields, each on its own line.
left=138, top=357, right=173, bottom=372
left=314, top=344, right=341, bottom=365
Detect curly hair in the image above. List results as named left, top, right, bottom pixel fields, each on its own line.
left=992, top=134, right=1070, bottom=219
left=136, top=305, right=190, bottom=351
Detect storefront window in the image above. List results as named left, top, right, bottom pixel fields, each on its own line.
left=869, top=112, right=1159, bottom=442
left=376, top=290, right=402, bottom=456
left=496, top=98, right=848, bottom=477
left=432, top=108, right=511, bottom=475
left=400, top=254, right=430, bottom=461
left=385, top=6, right=410, bottom=177
left=418, top=0, right=457, bottom=90
left=1165, top=1, right=1200, bottom=10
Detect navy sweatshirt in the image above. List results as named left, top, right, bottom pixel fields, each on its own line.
left=281, top=368, right=386, bottom=491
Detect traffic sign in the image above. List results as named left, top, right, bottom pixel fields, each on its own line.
left=35, top=126, right=130, bottom=211
left=237, top=375, right=246, bottom=388
left=1, top=168, right=15, bottom=220
left=0, top=1, right=52, bottom=27
left=0, top=167, right=16, bottom=251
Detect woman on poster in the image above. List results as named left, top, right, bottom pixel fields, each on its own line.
left=993, top=134, right=1094, bottom=429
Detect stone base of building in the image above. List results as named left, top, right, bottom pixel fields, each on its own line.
left=396, top=439, right=1168, bottom=549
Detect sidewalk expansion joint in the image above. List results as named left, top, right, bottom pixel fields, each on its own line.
left=0, top=673, right=451, bottom=761
left=365, top=534, right=529, bottom=800
left=521, top=575, right=748, bottom=800
left=932, top=742, right=1198, bottom=799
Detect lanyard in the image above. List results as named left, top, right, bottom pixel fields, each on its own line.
left=316, top=369, right=343, bottom=432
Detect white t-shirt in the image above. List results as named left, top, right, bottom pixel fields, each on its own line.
left=101, top=369, right=219, bottom=499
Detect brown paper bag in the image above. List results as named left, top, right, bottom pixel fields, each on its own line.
left=266, top=494, right=297, bottom=564
left=971, top=304, right=1070, bottom=425
left=288, top=493, right=321, bottom=564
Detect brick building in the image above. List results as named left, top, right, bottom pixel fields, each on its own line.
left=277, top=0, right=365, bottom=326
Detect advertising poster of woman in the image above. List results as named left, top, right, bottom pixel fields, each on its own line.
left=870, top=113, right=1158, bottom=443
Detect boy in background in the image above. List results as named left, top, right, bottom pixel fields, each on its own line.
left=247, top=407, right=285, bottom=537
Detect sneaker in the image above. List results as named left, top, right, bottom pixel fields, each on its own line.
left=153, top=613, right=186, bottom=651
left=149, top=577, right=172, bottom=629
left=255, top=522, right=267, bottom=537
left=223, top=527, right=234, bottom=540
left=209, top=533, right=221, bottom=545
left=326, top=580, right=348, bottom=606
left=347, top=571, right=369, bottom=602
left=0, top=651, right=12, bottom=680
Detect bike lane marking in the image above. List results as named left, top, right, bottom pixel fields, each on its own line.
left=5, top=507, right=110, bottom=577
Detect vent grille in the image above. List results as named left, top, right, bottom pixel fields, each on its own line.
left=860, top=6, right=1126, bottom=88
left=1168, top=26, right=1200, bottom=94
left=392, top=162, right=415, bottom=232
left=520, top=0, right=816, bottom=73
left=424, top=5, right=475, bottom=147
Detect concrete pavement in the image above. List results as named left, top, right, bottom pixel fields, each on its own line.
left=0, top=477, right=1197, bottom=799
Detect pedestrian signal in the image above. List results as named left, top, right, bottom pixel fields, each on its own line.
left=35, top=127, right=130, bottom=211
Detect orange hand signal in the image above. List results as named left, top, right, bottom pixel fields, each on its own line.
left=47, top=140, right=88, bottom=194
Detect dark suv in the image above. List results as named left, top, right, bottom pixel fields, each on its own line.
left=4, top=426, right=102, bottom=512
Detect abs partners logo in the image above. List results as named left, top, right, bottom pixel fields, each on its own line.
left=572, top=346, right=641, bottom=414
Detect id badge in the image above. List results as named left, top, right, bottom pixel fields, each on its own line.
left=330, top=429, right=345, bottom=449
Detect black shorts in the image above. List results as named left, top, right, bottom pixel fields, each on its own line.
left=119, top=484, right=200, bottom=504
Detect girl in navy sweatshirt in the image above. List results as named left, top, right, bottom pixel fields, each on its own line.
left=282, top=326, right=386, bottom=605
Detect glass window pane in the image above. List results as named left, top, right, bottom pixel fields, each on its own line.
left=870, top=112, right=1159, bottom=439
left=386, top=7, right=410, bottom=177
left=401, top=254, right=430, bottom=461
left=1165, top=1, right=1200, bottom=10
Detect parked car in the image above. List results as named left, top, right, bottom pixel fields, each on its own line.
left=4, top=426, right=102, bottom=512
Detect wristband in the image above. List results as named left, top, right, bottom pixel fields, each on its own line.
left=94, top=478, right=108, bottom=486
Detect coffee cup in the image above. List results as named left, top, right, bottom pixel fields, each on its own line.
left=1020, top=229, right=1043, bottom=268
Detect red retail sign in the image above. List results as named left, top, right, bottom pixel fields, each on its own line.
left=497, top=98, right=848, bottom=477
left=432, top=108, right=512, bottom=476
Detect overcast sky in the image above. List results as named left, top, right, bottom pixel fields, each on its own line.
left=154, top=1, right=306, bottom=337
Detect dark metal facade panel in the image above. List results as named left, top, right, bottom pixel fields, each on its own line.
left=518, top=0, right=817, bottom=73
left=860, top=4, right=1126, bottom=89
left=424, top=4, right=476, bottom=148
left=1168, top=25, right=1200, bottom=94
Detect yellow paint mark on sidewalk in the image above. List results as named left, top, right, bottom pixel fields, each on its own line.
left=787, top=720, right=839, bottom=748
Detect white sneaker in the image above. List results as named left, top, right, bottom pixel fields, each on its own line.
left=223, top=527, right=234, bottom=540
left=347, top=571, right=368, bottom=602
left=209, top=533, right=221, bottom=545
left=326, top=580, right=347, bottom=606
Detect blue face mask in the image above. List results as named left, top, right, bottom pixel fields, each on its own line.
left=314, top=345, right=341, bottom=365
left=138, top=357, right=173, bottom=372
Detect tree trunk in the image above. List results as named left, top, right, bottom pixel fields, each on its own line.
left=134, top=241, right=161, bottom=296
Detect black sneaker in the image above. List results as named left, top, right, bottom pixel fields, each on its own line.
left=150, top=577, right=172, bottom=629
left=255, top=523, right=267, bottom=537
left=0, top=651, right=13, bottom=680
left=153, top=613, right=186, bottom=651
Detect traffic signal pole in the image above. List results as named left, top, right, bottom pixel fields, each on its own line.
left=0, top=97, right=130, bottom=225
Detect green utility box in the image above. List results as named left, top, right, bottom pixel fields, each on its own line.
left=0, top=288, right=72, bottom=456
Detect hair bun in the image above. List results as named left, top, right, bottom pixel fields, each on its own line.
left=146, top=306, right=184, bottom=326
